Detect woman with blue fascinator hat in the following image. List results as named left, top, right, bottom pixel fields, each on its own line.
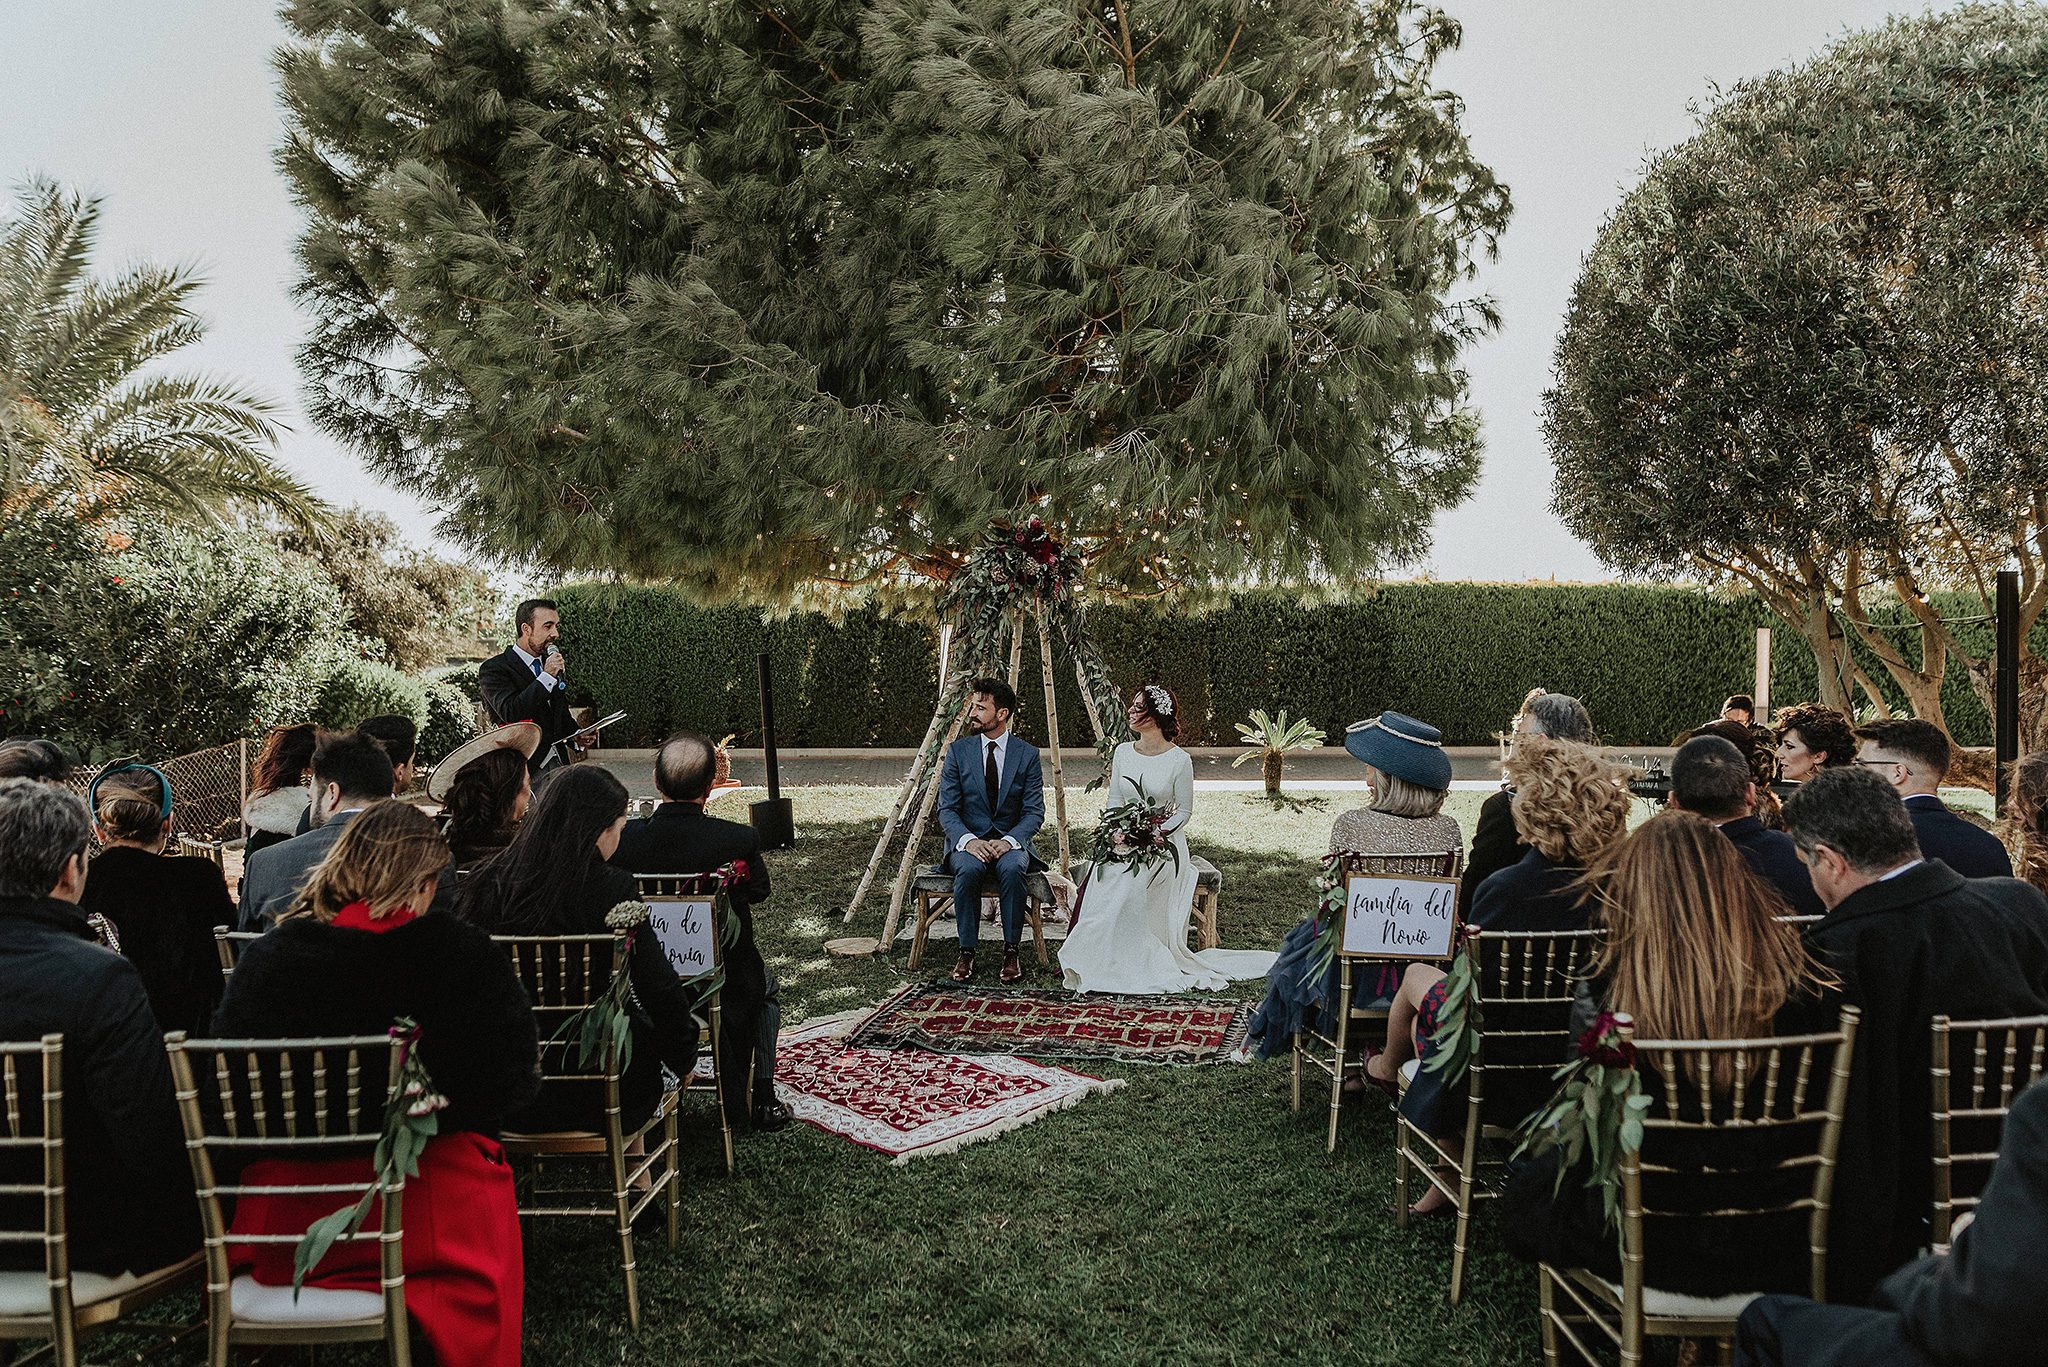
left=1245, top=710, right=1465, bottom=1060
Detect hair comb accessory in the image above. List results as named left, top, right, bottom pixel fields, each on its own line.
left=1143, top=684, right=1175, bottom=716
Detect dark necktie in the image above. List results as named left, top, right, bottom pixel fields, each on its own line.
left=531, top=657, right=544, bottom=678
left=985, top=740, right=1000, bottom=811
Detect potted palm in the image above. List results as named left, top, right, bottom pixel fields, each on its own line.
left=1232, top=709, right=1327, bottom=795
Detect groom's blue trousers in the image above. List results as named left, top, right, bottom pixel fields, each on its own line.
left=947, top=845, right=1030, bottom=950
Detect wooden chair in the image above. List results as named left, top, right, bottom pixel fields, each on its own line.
left=1291, top=850, right=1461, bottom=1153
left=906, top=868, right=1054, bottom=970
left=1395, top=926, right=1600, bottom=1304
left=494, top=933, right=680, bottom=1331
left=1185, top=855, right=1225, bottom=949
left=0, top=1036, right=201, bottom=1367
left=1932, top=1012, right=2048, bottom=1252
left=176, top=834, right=226, bottom=867
left=1538, top=1007, right=1861, bottom=1367
left=164, top=1031, right=412, bottom=1367
left=212, top=926, right=262, bottom=981
left=633, top=872, right=741, bottom=1175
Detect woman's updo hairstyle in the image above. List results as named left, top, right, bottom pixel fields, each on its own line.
left=92, top=766, right=171, bottom=844
left=1134, top=684, right=1180, bottom=741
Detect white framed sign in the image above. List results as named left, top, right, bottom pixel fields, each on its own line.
left=1339, top=874, right=1461, bottom=960
left=646, top=897, right=720, bottom=977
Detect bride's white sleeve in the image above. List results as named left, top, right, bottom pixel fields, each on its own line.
left=1162, top=751, right=1195, bottom=834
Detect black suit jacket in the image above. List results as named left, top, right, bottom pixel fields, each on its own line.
left=612, top=803, right=771, bottom=1114
left=1903, top=795, right=2013, bottom=879
left=1807, top=860, right=2048, bottom=1301
left=478, top=647, right=576, bottom=771
left=1459, top=786, right=1527, bottom=917
left=1718, top=815, right=1825, bottom=918
left=1736, top=1077, right=2048, bottom=1367
left=0, top=896, right=199, bottom=1276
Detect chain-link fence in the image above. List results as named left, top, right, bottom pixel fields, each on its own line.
left=60, top=741, right=247, bottom=845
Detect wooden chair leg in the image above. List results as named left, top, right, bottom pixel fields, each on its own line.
left=1196, top=890, right=1219, bottom=949
left=710, top=1002, right=735, bottom=1176
left=1326, top=972, right=1353, bottom=1154
left=1290, top=1033, right=1303, bottom=1112
left=1538, top=1266, right=1561, bottom=1367
left=1030, top=900, right=1049, bottom=966
left=1393, top=1118, right=1412, bottom=1227
left=907, top=893, right=932, bottom=970
left=611, top=1128, right=640, bottom=1331
left=1449, top=1126, right=1480, bottom=1305
left=665, top=1101, right=682, bottom=1249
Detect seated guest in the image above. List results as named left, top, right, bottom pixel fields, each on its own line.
left=1691, top=718, right=1786, bottom=829
left=238, top=731, right=395, bottom=929
left=0, top=737, right=72, bottom=783
left=1245, top=710, right=1463, bottom=1062
left=1736, top=1076, right=2048, bottom=1367
left=612, top=731, right=783, bottom=1131
left=1668, top=734, right=1824, bottom=916
left=457, top=765, right=699, bottom=1134
left=1784, top=766, right=2048, bottom=1300
left=242, top=723, right=317, bottom=858
left=216, top=800, right=536, bottom=1367
left=1462, top=691, right=1597, bottom=915
left=0, top=778, right=198, bottom=1278
left=1855, top=718, right=2013, bottom=878
left=1502, top=810, right=1836, bottom=1295
left=2003, top=752, right=2048, bottom=898
left=1368, top=735, right=1631, bottom=1212
left=1722, top=693, right=1755, bottom=726
left=1772, top=701, right=1856, bottom=784
left=76, top=765, right=231, bottom=1034
left=439, top=748, right=532, bottom=873
left=356, top=713, right=421, bottom=793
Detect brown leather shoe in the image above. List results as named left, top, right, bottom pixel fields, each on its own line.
left=999, top=946, right=1022, bottom=984
left=950, top=950, right=976, bottom=983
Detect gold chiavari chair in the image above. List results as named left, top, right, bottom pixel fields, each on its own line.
left=494, top=933, right=680, bottom=1331
left=176, top=834, right=226, bottom=868
left=1931, top=1012, right=2048, bottom=1252
left=1395, top=926, right=1600, bottom=1305
left=634, top=872, right=740, bottom=1176
left=212, top=926, right=263, bottom=981
left=1538, top=1007, right=1861, bottom=1367
left=165, top=1031, right=411, bottom=1367
left=1291, top=850, right=1462, bottom=1152
left=0, top=1036, right=201, bottom=1367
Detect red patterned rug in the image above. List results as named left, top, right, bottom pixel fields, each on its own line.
left=845, top=983, right=1252, bottom=1066
left=775, top=1015, right=1123, bottom=1164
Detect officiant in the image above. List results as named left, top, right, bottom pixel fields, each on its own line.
left=479, top=598, right=596, bottom=773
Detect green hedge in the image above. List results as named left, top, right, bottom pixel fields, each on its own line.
left=550, top=581, right=1975, bottom=749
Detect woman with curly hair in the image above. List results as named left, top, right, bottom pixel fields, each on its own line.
left=1364, top=735, right=1631, bottom=1212
left=1772, top=702, right=1857, bottom=784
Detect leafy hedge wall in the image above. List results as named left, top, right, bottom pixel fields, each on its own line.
left=550, top=581, right=1931, bottom=748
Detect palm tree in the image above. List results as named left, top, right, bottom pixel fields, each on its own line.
left=0, top=179, right=323, bottom=530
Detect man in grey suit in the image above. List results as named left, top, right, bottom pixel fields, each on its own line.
left=237, top=732, right=394, bottom=929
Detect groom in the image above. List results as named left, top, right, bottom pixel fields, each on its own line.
left=936, top=677, right=1045, bottom=985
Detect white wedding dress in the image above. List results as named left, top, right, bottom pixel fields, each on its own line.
left=1059, top=742, right=1278, bottom=994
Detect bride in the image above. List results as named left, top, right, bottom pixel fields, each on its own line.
left=1060, top=685, right=1278, bottom=995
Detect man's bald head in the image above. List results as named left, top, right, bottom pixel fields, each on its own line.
left=654, top=730, right=718, bottom=803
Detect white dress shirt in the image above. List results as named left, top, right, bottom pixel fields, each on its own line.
left=956, top=731, right=1020, bottom=853
left=512, top=644, right=562, bottom=692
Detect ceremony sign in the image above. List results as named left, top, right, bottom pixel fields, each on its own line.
left=1339, top=874, right=1461, bottom=960
left=647, top=895, right=719, bottom=976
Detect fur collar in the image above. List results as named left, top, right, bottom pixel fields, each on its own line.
left=243, top=786, right=310, bottom=834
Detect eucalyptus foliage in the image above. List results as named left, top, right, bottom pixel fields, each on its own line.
left=278, top=0, right=1507, bottom=601
left=1547, top=6, right=2048, bottom=734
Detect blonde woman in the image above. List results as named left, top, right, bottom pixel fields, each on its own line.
left=1367, top=735, right=1631, bottom=1212
left=1503, top=810, right=1836, bottom=1297
left=214, top=801, right=538, bottom=1367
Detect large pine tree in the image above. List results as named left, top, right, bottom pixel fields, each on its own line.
left=279, top=0, right=1508, bottom=600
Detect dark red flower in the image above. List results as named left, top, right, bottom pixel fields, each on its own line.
left=1576, top=1011, right=1636, bottom=1068
left=1029, top=544, right=1059, bottom=565
left=1014, top=530, right=1028, bottom=545
left=729, top=858, right=751, bottom=882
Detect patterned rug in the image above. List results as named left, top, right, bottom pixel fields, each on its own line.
left=773, top=1014, right=1123, bottom=1164
left=845, top=982, right=1253, bottom=1066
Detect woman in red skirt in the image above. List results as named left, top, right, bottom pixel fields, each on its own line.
left=215, top=800, right=540, bottom=1365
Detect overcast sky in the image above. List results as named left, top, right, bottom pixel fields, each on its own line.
left=1, top=0, right=1961, bottom=581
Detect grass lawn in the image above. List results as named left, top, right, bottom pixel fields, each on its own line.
left=104, top=785, right=1550, bottom=1365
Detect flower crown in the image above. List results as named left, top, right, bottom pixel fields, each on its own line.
left=1143, top=684, right=1175, bottom=717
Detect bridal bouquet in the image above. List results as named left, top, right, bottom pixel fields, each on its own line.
left=1090, top=779, right=1181, bottom=877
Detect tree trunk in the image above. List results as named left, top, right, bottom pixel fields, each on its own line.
left=1263, top=751, right=1282, bottom=795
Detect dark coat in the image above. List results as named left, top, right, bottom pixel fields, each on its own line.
left=458, top=860, right=699, bottom=1132
left=0, top=896, right=199, bottom=1276
left=1736, top=1078, right=2048, bottom=1367
left=1718, top=815, right=1825, bottom=918
left=1400, top=850, right=1594, bottom=1137
left=1807, top=859, right=2048, bottom=1301
left=612, top=803, right=772, bottom=1115
left=1903, top=795, right=2014, bottom=880
left=1505, top=993, right=1837, bottom=1297
left=213, top=911, right=541, bottom=1139
left=478, top=648, right=576, bottom=773
left=1459, top=786, right=1527, bottom=917
left=78, top=845, right=230, bottom=1036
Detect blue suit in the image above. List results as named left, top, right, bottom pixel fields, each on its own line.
left=935, top=732, right=1045, bottom=950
